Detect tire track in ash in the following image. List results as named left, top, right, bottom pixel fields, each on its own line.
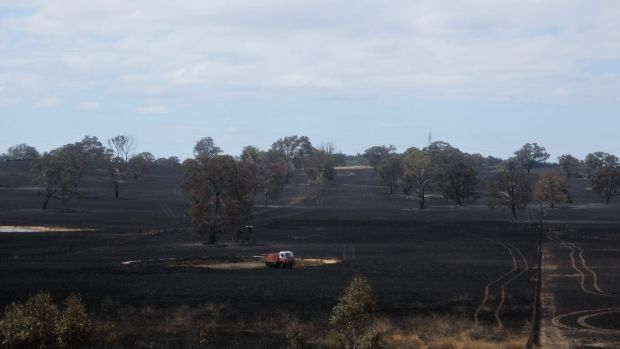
left=552, top=308, right=620, bottom=335
left=548, top=234, right=614, bottom=297
left=474, top=241, right=530, bottom=329
left=548, top=233, right=620, bottom=335
left=495, top=242, right=530, bottom=330
left=159, top=203, right=176, bottom=218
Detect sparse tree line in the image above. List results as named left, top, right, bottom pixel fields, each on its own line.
left=3, top=138, right=620, bottom=234
left=8, top=136, right=180, bottom=210
left=180, top=136, right=340, bottom=244
left=1, top=135, right=340, bottom=244
left=362, top=141, right=620, bottom=218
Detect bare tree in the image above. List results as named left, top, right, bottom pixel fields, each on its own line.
left=591, top=168, right=620, bottom=205
left=490, top=162, right=532, bottom=219
left=105, top=135, right=137, bottom=199
left=514, top=143, right=550, bottom=174
left=107, top=135, right=136, bottom=162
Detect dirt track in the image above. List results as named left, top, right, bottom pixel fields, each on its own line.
left=541, top=230, right=620, bottom=349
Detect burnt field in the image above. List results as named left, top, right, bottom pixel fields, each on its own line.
left=1, top=161, right=619, bottom=348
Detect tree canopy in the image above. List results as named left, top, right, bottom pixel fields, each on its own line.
left=179, top=155, right=253, bottom=244
left=4, top=143, right=40, bottom=160
left=514, top=143, right=550, bottom=173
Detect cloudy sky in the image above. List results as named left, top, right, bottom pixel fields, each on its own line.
left=1, top=1, right=619, bottom=159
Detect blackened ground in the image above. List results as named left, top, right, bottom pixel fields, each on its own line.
left=0, top=161, right=618, bottom=348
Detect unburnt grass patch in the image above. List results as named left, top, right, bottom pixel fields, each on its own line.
left=0, top=225, right=97, bottom=233
left=121, top=256, right=343, bottom=270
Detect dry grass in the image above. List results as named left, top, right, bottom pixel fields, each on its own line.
left=295, top=258, right=342, bottom=267
left=0, top=225, right=97, bottom=233
left=166, top=257, right=342, bottom=270
left=375, top=315, right=527, bottom=349
left=426, top=335, right=526, bottom=349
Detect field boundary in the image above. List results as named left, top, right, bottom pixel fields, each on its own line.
left=527, top=223, right=543, bottom=349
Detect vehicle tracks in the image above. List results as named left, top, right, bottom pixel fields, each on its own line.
left=548, top=234, right=614, bottom=298
left=548, top=233, right=620, bottom=335
left=159, top=203, right=176, bottom=218
left=474, top=241, right=530, bottom=329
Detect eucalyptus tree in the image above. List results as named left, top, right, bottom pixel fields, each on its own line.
left=514, top=143, right=550, bottom=174
left=591, top=168, right=620, bottom=205
left=179, top=155, right=254, bottom=244
left=490, top=162, right=532, bottom=219
left=401, top=148, right=433, bottom=209
left=535, top=171, right=571, bottom=208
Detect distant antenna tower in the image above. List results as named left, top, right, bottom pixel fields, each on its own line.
left=428, top=132, right=433, bottom=146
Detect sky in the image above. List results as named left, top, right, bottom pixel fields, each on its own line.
left=0, top=0, right=619, bottom=160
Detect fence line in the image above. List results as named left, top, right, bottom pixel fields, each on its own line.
left=527, top=218, right=544, bottom=349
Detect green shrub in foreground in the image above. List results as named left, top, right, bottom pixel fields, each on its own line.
left=0, top=292, right=93, bottom=349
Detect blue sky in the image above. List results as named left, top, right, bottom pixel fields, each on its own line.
left=1, top=1, right=619, bottom=160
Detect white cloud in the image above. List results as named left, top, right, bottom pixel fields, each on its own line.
left=0, top=1, right=619, bottom=102
left=0, top=97, right=19, bottom=107
left=76, top=101, right=99, bottom=111
left=136, top=104, right=168, bottom=114
left=34, top=97, right=61, bottom=108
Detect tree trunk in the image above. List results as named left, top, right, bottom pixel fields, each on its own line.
left=419, top=188, right=425, bottom=209
left=42, top=192, right=52, bottom=210
left=114, top=181, right=119, bottom=199
left=208, top=227, right=216, bottom=244
left=264, top=188, right=268, bottom=207
left=511, top=203, right=517, bottom=220
left=606, top=195, right=611, bottom=205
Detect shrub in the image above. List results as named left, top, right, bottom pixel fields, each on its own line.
left=0, top=292, right=59, bottom=349
left=0, top=303, right=30, bottom=348
left=198, top=319, right=218, bottom=348
left=0, top=293, right=94, bottom=349
left=56, top=295, right=93, bottom=348
left=329, top=276, right=377, bottom=349
left=282, top=314, right=311, bottom=349
left=357, top=330, right=383, bottom=349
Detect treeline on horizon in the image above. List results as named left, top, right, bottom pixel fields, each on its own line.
left=2, top=135, right=620, bottom=243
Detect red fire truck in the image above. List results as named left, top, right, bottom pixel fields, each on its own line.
left=264, top=251, right=296, bottom=268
